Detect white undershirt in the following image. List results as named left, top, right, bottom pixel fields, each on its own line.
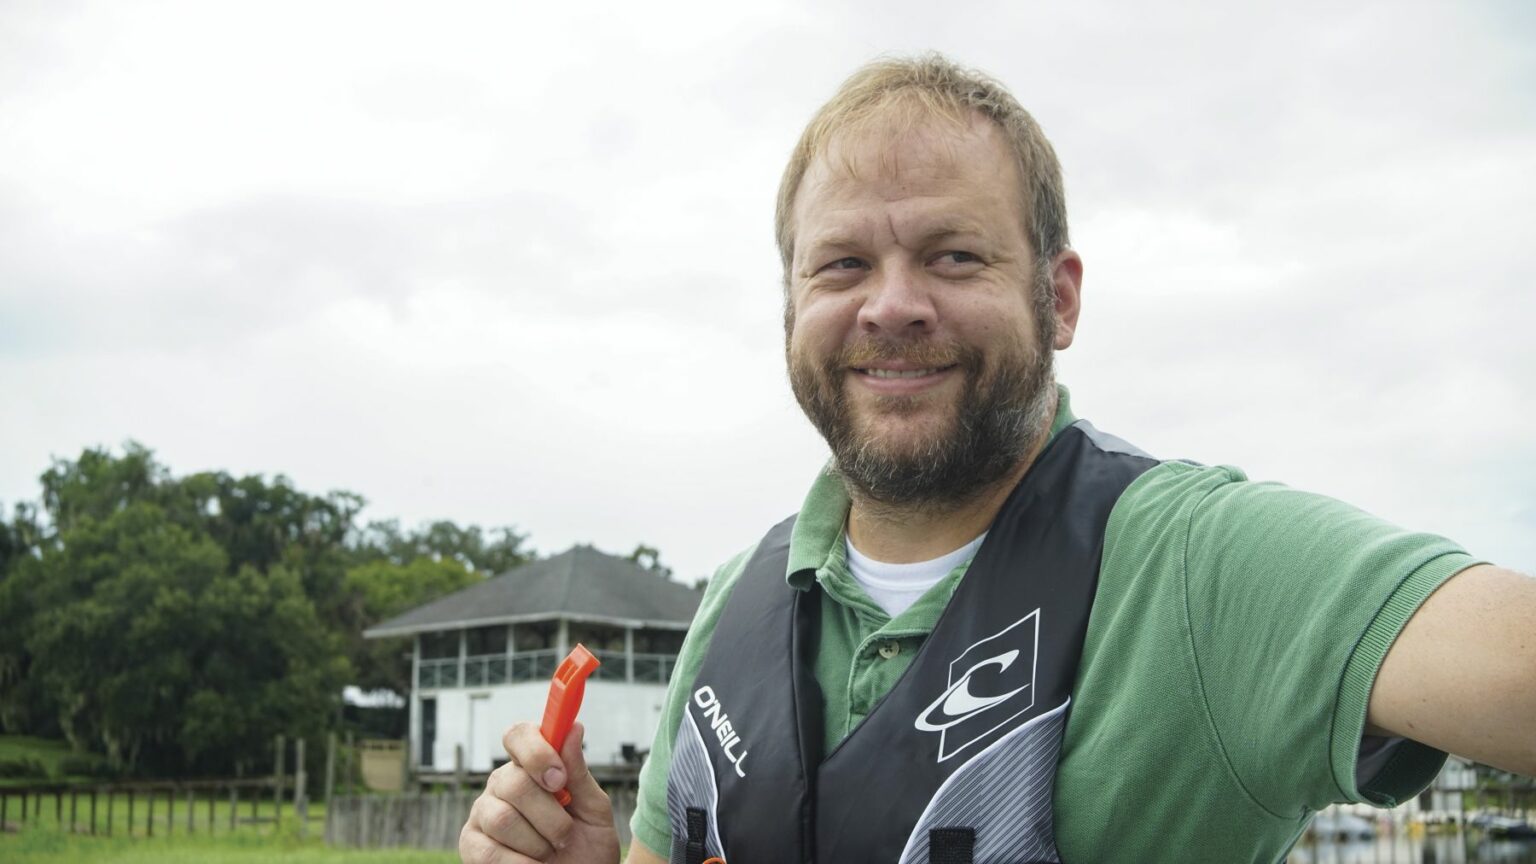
left=845, top=533, right=988, bottom=618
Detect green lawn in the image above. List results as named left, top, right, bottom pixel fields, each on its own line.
left=0, top=787, right=324, bottom=835
left=0, top=827, right=460, bottom=863
left=0, top=736, right=489, bottom=862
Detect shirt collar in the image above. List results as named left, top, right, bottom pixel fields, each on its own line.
left=784, top=383, right=1078, bottom=589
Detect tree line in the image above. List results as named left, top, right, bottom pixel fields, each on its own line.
left=0, top=442, right=536, bottom=779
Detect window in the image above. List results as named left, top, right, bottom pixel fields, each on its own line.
left=418, top=631, right=460, bottom=688
left=464, top=626, right=509, bottom=685
left=511, top=620, right=559, bottom=682
left=633, top=628, right=685, bottom=655
left=420, top=631, right=460, bottom=659
left=569, top=622, right=627, bottom=681
left=513, top=621, right=557, bottom=651
left=633, top=627, right=686, bottom=683
left=466, top=625, right=507, bottom=656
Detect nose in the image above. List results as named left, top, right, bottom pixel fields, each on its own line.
left=856, top=262, right=936, bottom=336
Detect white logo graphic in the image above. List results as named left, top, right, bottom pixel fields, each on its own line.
left=693, top=685, right=749, bottom=778
left=913, top=610, right=1039, bottom=762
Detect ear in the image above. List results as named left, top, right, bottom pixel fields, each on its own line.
left=1049, top=249, right=1084, bottom=350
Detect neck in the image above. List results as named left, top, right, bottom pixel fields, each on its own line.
left=845, top=419, right=1053, bottom=564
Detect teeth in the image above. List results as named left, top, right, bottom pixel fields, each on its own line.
left=865, top=368, right=941, bottom=379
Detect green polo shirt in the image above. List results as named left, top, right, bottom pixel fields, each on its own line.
left=631, top=387, right=1479, bottom=862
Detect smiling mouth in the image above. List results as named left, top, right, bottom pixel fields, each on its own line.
left=854, top=365, right=957, bottom=379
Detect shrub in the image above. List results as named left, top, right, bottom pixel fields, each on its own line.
left=0, top=757, right=49, bottom=779
left=58, top=753, right=116, bottom=779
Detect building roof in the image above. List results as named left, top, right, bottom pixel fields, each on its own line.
left=362, top=545, right=702, bottom=639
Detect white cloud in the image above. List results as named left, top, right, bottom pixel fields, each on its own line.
left=1, top=0, right=1531, bottom=580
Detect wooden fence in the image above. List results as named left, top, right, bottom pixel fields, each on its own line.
left=0, top=731, right=338, bottom=837
left=1, top=733, right=639, bottom=852
left=326, top=775, right=638, bottom=850
left=0, top=777, right=288, bottom=836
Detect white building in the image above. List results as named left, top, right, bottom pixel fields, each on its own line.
left=364, top=545, right=700, bottom=775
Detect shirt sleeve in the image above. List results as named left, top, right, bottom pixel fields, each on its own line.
left=1180, top=471, right=1480, bottom=811
left=630, top=544, right=757, bottom=856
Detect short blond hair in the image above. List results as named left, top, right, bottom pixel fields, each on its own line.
left=775, top=53, right=1068, bottom=286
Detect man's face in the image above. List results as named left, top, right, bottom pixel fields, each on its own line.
left=785, top=111, right=1062, bottom=508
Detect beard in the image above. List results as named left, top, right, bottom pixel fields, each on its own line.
left=788, top=296, right=1057, bottom=512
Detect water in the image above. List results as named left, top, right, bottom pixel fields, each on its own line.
left=1288, top=831, right=1536, bottom=863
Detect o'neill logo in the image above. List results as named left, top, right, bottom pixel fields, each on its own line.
left=693, top=685, right=749, bottom=778
left=914, top=609, right=1040, bottom=762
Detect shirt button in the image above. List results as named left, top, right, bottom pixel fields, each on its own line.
left=877, top=641, right=901, bottom=659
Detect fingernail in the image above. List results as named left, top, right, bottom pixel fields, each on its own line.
left=542, top=767, right=566, bottom=791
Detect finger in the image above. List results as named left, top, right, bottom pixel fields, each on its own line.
left=559, top=722, right=614, bottom=826
left=459, top=818, right=543, bottom=864
left=484, top=757, right=575, bottom=851
left=503, top=721, right=568, bottom=793
left=469, top=791, right=558, bottom=859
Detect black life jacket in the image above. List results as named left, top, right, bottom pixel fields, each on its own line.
left=665, top=421, right=1157, bottom=864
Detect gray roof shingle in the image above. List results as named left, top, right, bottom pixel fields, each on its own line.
left=363, top=545, right=701, bottom=638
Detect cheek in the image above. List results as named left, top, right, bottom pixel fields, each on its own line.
left=944, top=295, right=1034, bottom=345
left=788, top=295, right=858, bottom=353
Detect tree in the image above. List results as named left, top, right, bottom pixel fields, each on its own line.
left=0, top=502, right=51, bottom=735
left=627, top=543, right=673, bottom=579
left=1, top=445, right=359, bottom=773
left=37, top=442, right=166, bottom=537
left=355, top=519, right=532, bottom=574
left=0, top=441, right=537, bottom=774
left=341, top=557, right=482, bottom=694
left=11, top=498, right=350, bottom=774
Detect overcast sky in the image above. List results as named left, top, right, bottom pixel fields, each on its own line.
left=2, top=0, right=1532, bottom=582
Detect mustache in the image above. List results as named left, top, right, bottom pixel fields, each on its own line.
left=835, top=337, right=971, bottom=370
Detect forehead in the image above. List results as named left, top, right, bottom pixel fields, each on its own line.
left=792, top=110, right=1024, bottom=248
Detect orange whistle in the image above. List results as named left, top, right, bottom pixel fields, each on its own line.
left=539, top=643, right=600, bottom=807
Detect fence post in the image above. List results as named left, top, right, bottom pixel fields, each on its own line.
left=401, top=737, right=411, bottom=792
left=166, top=787, right=173, bottom=836
left=186, top=786, right=194, bottom=833
left=323, top=732, right=336, bottom=844
left=273, top=733, right=286, bottom=830
left=70, top=788, right=77, bottom=833
left=90, top=788, right=97, bottom=835
left=229, top=784, right=237, bottom=832
left=104, top=786, right=111, bottom=836
left=454, top=744, right=465, bottom=791
left=415, top=787, right=428, bottom=848
left=207, top=783, right=214, bottom=832
left=296, top=737, right=309, bottom=839
left=146, top=787, right=153, bottom=837
left=127, top=789, right=135, bottom=837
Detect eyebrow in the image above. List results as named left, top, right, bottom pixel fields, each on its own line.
left=800, top=217, right=995, bottom=258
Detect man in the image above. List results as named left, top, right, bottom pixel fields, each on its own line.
left=461, top=54, right=1534, bottom=864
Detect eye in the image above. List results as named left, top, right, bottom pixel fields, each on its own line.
left=820, top=256, right=868, bottom=272
left=935, top=251, right=981, bottom=265
left=930, top=250, right=986, bottom=276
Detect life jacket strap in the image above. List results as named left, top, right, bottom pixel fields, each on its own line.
left=684, top=807, right=709, bottom=864
left=929, top=826, right=975, bottom=864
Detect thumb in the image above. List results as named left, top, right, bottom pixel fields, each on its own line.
left=560, top=721, right=612, bottom=825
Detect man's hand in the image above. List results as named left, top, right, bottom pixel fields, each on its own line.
left=460, top=721, right=621, bottom=863
left=1368, top=564, right=1536, bottom=776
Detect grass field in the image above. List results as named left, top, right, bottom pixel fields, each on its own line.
left=0, top=789, right=466, bottom=862
left=1, top=786, right=322, bottom=835
left=1, top=827, right=461, bottom=863
left=0, top=736, right=567, bottom=862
